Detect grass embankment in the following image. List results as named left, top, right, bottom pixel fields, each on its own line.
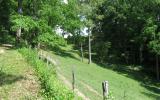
left=19, top=48, right=74, bottom=100
left=46, top=45, right=160, bottom=100
left=0, top=46, right=42, bottom=99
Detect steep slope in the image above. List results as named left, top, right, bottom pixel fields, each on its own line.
left=0, top=46, right=42, bottom=99
left=43, top=46, right=160, bottom=100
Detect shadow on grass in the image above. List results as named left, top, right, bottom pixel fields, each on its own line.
left=141, top=84, right=160, bottom=94
left=96, top=63, right=160, bottom=98
left=43, top=45, right=160, bottom=98
left=47, top=46, right=80, bottom=61
left=0, top=71, right=25, bottom=86
left=141, top=92, right=160, bottom=100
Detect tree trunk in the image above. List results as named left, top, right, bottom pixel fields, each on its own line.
left=139, top=44, right=143, bottom=64
left=16, top=28, right=21, bottom=44
left=16, top=0, right=23, bottom=45
left=88, top=30, right=92, bottom=64
left=156, top=55, right=159, bottom=81
left=81, top=42, right=84, bottom=62
left=18, top=0, right=23, bottom=14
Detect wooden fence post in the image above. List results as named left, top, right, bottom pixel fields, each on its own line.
left=102, top=81, right=109, bottom=100
left=72, top=67, right=75, bottom=92
left=47, top=56, right=49, bottom=67
left=40, top=50, right=42, bottom=60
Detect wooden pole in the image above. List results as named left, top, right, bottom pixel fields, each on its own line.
left=81, top=42, right=84, bottom=62
left=16, top=0, right=23, bottom=46
left=72, top=67, right=75, bottom=92
left=47, top=56, right=49, bottom=67
left=88, top=29, right=92, bottom=64
left=102, top=81, right=109, bottom=100
left=39, top=50, right=42, bottom=60
left=139, top=44, right=143, bottom=64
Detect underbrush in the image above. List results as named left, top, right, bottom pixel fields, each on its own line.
left=19, top=48, right=74, bottom=100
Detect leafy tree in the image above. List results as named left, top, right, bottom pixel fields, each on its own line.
left=143, top=18, right=160, bottom=80
left=78, top=0, right=105, bottom=64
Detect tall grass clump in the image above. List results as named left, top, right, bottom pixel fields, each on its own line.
left=19, top=47, right=74, bottom=100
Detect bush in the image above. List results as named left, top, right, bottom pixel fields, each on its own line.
left=19, top=48, right=74, bottom=100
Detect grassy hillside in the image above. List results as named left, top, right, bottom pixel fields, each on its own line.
left=19, top=48, right=75, bottom=100
left=46, top=45, right=160, bottom=100
left=0, top=46, right=42, bottom=99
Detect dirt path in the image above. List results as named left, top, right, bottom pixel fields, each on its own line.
left=0, top=47, right=42, bottom=100
left=39, top=50, right=103, bottom=100
left=39, top=51, right=91, bottom=100
left=79, top=81, right=102, bottom=98
left=56, top=63, right=102, bottom=100
left=57, top=69, right=90, bottom=100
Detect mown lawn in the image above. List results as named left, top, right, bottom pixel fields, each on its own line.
left=0, top=46, right=42, bottom=99
left=46, top=45, right=160, bottom=100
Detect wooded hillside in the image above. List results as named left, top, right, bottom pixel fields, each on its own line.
left=0, top=0, right=160, bottom=99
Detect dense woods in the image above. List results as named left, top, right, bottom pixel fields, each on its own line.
left=91, top=0, right=160, bottom=80
left=0, top=0, right=160, bottom=88
left=75, top=0, right=160, bottom=80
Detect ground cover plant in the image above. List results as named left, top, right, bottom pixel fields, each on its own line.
left=19, top=48, right=74, bottom=100
left=46, top=45, right=160, bottom=100
left=0, top=46, right=42, bottom=99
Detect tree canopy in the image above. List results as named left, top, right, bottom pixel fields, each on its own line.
left=0, top=0, right=160, bottom=80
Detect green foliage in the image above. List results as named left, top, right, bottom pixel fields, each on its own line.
left=0, top=0, right=160, bottom=84
left=143, top=18, right=160, bottom=55
left=0, top=27, right=14, bottom=43
left=143, top=18, right=158, bottom=39
left=38, top=0, right=64, bottom=27
left=62, top=0, right=82, bottom=32
left=0, top=47, right=44, bottom=99
left=10, top=14, right=67, bottom=47
left=10, top=15, right=39, bottom=32
left=47, top=45, right=160, bottom=100
left=1, top=0, right=82, bottom=47
left=106, top=91, right=115, bottom=100
left=38, top=32, right=67, bottom=47
left=94, top=41, right=111, bottom=62
left=148, top=40, right=160, bottom=55
left=85, top=0, right=160, bottom=65
left=19, top=48, right=74, bottom=100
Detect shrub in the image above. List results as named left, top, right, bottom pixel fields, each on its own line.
left=19, top=48, right=74, bottom=100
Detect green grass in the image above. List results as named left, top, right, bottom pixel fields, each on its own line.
left=46, top=45, right=160, bottom=100
left=0, top=47, right=42, bottom=99
left=19, top=47, right=75, bottom=100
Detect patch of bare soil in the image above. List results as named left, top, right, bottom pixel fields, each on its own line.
left=0, top=45, right=43, bottom=100
left=57, top=71, right=90, bottom=100
left=4, top=69, right=42, bottom=100
left=39, top=50, right=91, bottom=100
left=0, top=49, right=4, bottom=54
